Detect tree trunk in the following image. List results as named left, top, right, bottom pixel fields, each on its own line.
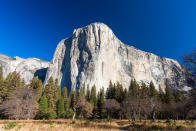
left=72, top=107, right=76, bottom=120
left=72, top=112, right=76, bottom=120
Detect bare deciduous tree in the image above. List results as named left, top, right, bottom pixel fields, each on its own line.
left=0, top=88, right=38, bottom=120
left=75, top=96, right=93, bottom=118
left=182, top=48, right=196, bottom=78
left=103, top=99, right=120, bottom=118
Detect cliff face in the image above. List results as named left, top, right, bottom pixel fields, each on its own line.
left=0, top=54, right=49, bottom=83
left=44, top=22, right=192, bottom=91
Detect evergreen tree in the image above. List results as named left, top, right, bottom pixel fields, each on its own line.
left=106, top=81, right=116, bottom=99
left=20, top=79, right=26, bottom=88
left=57, top=96, right=64, bottom=118
left=158, top=85, right=165, bottom=102
left=97, top=88, right=105, bottom=118
left=62, top=87, right=69, bottom=111
left=85, top=84, right=90, bottom=101
left=123, top=88, right=128, bottom=101
left=69, top=90, right=76, bottom=109
left=30, top=77, right=43, bottom=99
left=38, top=93, right=48, bottom=118
left=55, top=79, right=61, bottom=101
left=6, top=71, right=22, bottom=92
left=90, top=85, right=97, bottom=107
left=79, top=83, right=86, bottom=98
left=128, top=79, right=139, bottom=96
left=115, top=82, right=124, bottom=103
left=0, top=66, right=3, bottom=83
left=165, top=84, right=174, bottom=104
left=0, top=67, right=4, bottom=102
left=141, top=82, right=149, bottom=98
left=173, top=89, right=185, bottom=102
left=45, top=77, right=56, bottom=111
left=149, top=81, right=158, bottom=99
left=1, top=71, right=22, bottom=101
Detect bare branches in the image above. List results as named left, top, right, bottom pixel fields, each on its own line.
left=182, top=48, right=196, bottom=77
left=76, top=96, right=93, bottom=118
left=0, top=88, right=38, bottom=120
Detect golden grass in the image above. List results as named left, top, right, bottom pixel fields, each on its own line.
left=0, top=119, right=120, bottom=131
left=0, top=119, right=195, bottom=131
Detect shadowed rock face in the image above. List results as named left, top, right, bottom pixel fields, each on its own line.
left=44, top=22, right=194, bottom=91
left=0, top=54, right=49, bottom=83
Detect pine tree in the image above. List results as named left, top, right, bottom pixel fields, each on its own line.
left=56, top=85, right=61, bottom=101
left=21, top=78, right=26, bottom=88
left=165, top=84, right=174, bottom=104
left=97, top=88, right=105, bottom=118
left=55, top=79, right=61, bottom=102
left=106, top=81, right=116, bottom=99
left=79, top=83, right=86, bottom=98
left=86, top=85, right=90, bottom=101
left=123, top=88, right=128, bottom=101
left=0, top=66, right=3, bottom=83
left=149, top=81, right=158, bottom=99
left=158, top=85, right=165, bottom=102
left=57, top=96, right=64, bottom=118
left=69, top=90, right=76, bottom=109
left=45, top=77, right=56, bottom=111
left=141, top=82, right=149, bottom=98
left=6, top=71, right=22, bottom=92
left=30, top=77, right=43, bottom=99
left=38, top=93, right=48, bottom=118
left=173, top=89, right=185, bottom=102
left=128, top=79, right=139, bottom=96
left=62, top=87, right=69, bottom=111
left=90, top=85, right=97, bottom=107
left=115, top=82, right=124, bottom=103
left=0, top=66, right=4, bottom=102
left=1, top=71, right=22, bottom=100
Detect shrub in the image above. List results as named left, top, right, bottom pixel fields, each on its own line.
left=151, top=125, right=161, bottom=130
left=84, top=120, right=90, bottom=126
left=47, top=111, right=57, bottom=119
left=3, top=122, right=17, bottom=130
left=63, top=109, right=74, bottom=118
left=165, top=119, right=172, bottom=126
left=107, top=116, right=112, bottom=122
left=71, top=120, right=75, bottom=124
left=176, top=126, right=183, bottom=130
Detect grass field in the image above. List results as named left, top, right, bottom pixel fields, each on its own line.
left=0, top=119, right=196, bottom=131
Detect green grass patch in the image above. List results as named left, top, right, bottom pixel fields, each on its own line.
left=3, top=122, right=17, bottom=130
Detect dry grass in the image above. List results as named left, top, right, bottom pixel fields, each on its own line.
left=0, top=119, right=195, bottom=131
left=0, top=119, right=120, bottom=131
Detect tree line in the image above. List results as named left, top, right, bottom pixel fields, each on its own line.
left=0, top=66, right=196, bottom=120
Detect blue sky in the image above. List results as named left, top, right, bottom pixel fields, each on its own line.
left=0, top=0, right=195, bottom=62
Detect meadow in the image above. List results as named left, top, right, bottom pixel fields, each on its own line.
left=0, top=119, right=196, bottom=131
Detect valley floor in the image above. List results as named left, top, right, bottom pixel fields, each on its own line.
left=0, top=119, right=196, bottom=131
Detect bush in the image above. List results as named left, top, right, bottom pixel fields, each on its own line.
left=35, top=112, right=48, bottom=119
left=176, top=126, right=183, bottom=130
left=165, top=119, right=172, bottom=126
left=107, top=116, right=112, bottom=122
left=84, top=120, right=90, bottom=126
left=3, top=122, right=17, bottom=130
left=63, top=109, right=74, bottom=118
left=47, top=111, right=57, bottom=119
left=151, top=125, right=162, bottom=130
left=71, top=120, right=75, bottom=124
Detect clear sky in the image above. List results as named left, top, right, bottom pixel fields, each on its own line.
left=0, top=0, right=195, bottom=62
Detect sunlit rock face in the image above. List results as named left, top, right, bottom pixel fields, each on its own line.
left=45, top=22, right=193, bottom=91
left=0, top=54, right=49, bottom=83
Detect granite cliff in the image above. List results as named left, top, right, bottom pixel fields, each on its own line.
left=0, top=54, right=49, bottom=83
left=44, top=23, right=193, bottom=91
